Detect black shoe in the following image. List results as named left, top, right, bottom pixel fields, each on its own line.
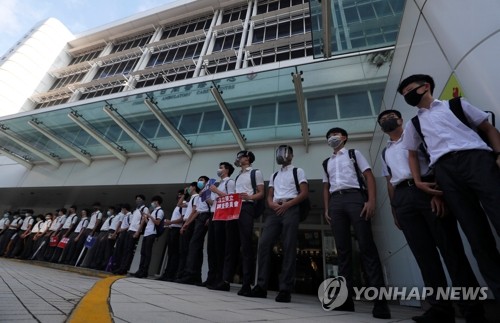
left=372, top=300, right=391, bottom=319
left=412, top=306, right=455, bottom=323
left=238, top=284, right=253, bottom=297
left=275, top=290, right=291, bottom=303
left=332, top=297, right=355, bottom=312
left=248, top=285, right=267, bottom=298
left=133, top=271, right=147, bottom=278
left=176, top=275, right=200, bottom=285
left=210, top=281, right=230, bottom=291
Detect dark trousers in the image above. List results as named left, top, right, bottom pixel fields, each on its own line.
left=36, top=234, right=52, bottom=260
left=50, top=230, right=70, bottom=262
left=116, top=231, right=139, bottom=274
left=10, top=233, right=27, bottom=257
left=435, top=149, right=500, bottom=300
left=0, top=230, right=17, bottom=256
left=20, top=234, right=36, bottom=259
left=163, top=227, right=180, bottom=279
left=257, top=205, right=300, bottom=292
left=60, top=232, right=79, bottom=264
left=184, top=212, right=211, bottom=279
left=393, top=184, right=483, bottom=315
left=206, top=218, right=226, bottom=285
left=138, top=234, right=156, bottom=275
left=177, top=224, right=194, bottom=278
left=112, top=231, right=127, bottom=271
left=89, top=231, right=109, bottom=269
left=329, top=191, right=385, bottom=295
left=101, top=232, right=116, bottom=270
left=222, top=203, right=255, bottom=286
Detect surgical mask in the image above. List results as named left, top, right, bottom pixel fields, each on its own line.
left=3, top=213, right=8, bottom=218
left=45, top=217, right=51, bottom=221
left=136, top=200, right=143, bottom=207
left=234, top=159, right=241, bottom=167
left=404, top=84, right=426, bottom=107
left=380, top=118, right=400, bottom=132
left=107, top=211, right=112, bottom=216
left=151, top=202, right=157, bottom=208
left=216, top=169, right=223, bottom=177
left=327, top=135, right=343, bottom=148
left=276, top=146, right=290, bottom=165
left=197, top=181, right=205, bottom=189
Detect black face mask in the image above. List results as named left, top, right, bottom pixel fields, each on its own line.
left=404, top=84, right=426, bottom=106
left=380, top=118, right=400, bottom=132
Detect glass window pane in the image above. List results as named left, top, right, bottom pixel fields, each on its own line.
left=225, top=107, right=249, bottom=130
left=338, top=92, right=372, bottom=118
left=265, top=25, right=277, bottom=41
left=139, top=119, right=160, bottom=138
left=278, top=101, right=299, bottom=125
left=370, top=89, right=384, bottom=113
left=179, top=113, right=202, bottom=134
left=200, top=110, right=223, bottom=133
left=250, top=103, right=275, bottom=127
left=308, top=96, right=337, bottom=121
left=253, top=28, right=264, bottom=43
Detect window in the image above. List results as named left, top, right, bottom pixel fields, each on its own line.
left=250, top=103, right=275, bottom=127
left=200, top=110, right=224, bottom=133
left=338, top=92, right=372, bottom=118
left=307, top=96, right=337, bottom=121
left=278, top=101, right=300, bottom=125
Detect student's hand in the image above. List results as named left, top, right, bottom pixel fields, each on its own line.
left=416, top=182, right=443, bottom=196
left=430, top=196, right=447, bottom=218
left=74, top=237, right=79, bottom=242
left=209, top=184, right=218, bottom=193
left=274, top=202, right=290, bottom=216
left=133, top=232, right=139, bottom=239
left=360, top=200, right=376, bottom=220
left=239, top=192, right=250, bottom=200
left=324, top=210, right=331, bottom=225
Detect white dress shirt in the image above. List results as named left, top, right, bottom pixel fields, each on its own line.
left=269, top=165, right=307, bottom=200
left=322, top=148, right=371, bottom=193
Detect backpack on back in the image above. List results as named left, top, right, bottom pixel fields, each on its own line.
left=236, top=169, right=265, bottom=219
left=153, top=208, right=165, bottom=238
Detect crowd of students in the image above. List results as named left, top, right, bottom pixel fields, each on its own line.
left=1, top=73, right=499, bottom=322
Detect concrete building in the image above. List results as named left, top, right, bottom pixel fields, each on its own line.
left=0, top=0, right=498, bottom=301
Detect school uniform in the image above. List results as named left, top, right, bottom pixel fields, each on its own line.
left=88, top=214, right=114, bottom=269
left=0, top=217, right=10, bottom=236
left=20, top=219, right=43, bottom=259
left=178, top=195, right=212, bottom=284
left=50, top=213, right=77, bottom=263
left=80, top=210, right=103, bottom=266
left=223, top=168, right=263, bottom=292
left=383, top=132, right=484, bottom=319
left=31, top=219, right=51, bottom=260
left=206, top=178, right=235, bottom=287
left=176, top=194, right=198, bottom=279
left=115, top=206, right=149, bottom=275
left=401, top=98, right=500, bottom=299
left=322, top=148, right=385, bottom=296
left=0, top=217, right=23, bottom=256
left=159, top=204, right=185, bottom=281
left=61, top=216, right=89, bottom=264
left=135, top=207, right=164, bottom=278
left=255, top=165, right=307, bottom=294
left=41, top=215, right=65, bottom=261
left=9, top=216, right=34, bottom=258
left=112, top=212, right=131, bottom=272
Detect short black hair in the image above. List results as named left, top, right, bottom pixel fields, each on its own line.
left=190, top=181, right=200, bottom=193
left=92, top=202, right=101, bottom=207
left=236, top=150, right=255, bottom=164
left=108, top=206, right=116, bottom=211
left=377, top=109, right=402, bottom=124
left=397, top=74, right=435, bottom=95
left=151, top=195, right=163, bottom=204
left=60, top=208, right=67, bottom=214
left=70, top=205, right=77, bottom=211
left=219, top=162, right=235, bottom=177
left=198, top=176, right=209, bottom=183
left=277, top=145, right=293, bottom=155
left=121, top=203, right=131, bottom=212
left=135, top=194, right=146, bottom=201
left=326, top=127, right=348, bottom=143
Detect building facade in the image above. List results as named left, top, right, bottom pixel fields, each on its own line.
left=0, top=0, right=498, bottom=300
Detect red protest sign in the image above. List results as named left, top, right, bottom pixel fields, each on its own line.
left=213, top=193, right=242, bottom=221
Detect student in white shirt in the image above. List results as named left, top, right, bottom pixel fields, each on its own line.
left=61, top=209, right=89, bottom=265
left=50, top=206, right=78, bottom=263
left=88, top=206, right=117, bottom=269
left=322, top=127, right=390, bottom=319
left=176, top=183, right=199, bottom=279
left=134, top=196, right=164, bottom=278
left=9, top=210, right=34, bottom=258
left=112, top=204, right=131, bottom=273
left=19, top=214, right=44, bottom=259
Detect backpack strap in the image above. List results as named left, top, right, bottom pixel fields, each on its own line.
left=448, top=97, right=470, bottom=126
left=348, top=149, right=367, bottom=192
left=381, top=147, right=392, bottom=176
left=322, top=158, right=329, bottom=179
left=292, top=167, right=300, bottom=194
left=250, top=169, right=257, bottom=194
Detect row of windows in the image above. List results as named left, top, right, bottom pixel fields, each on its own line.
left=35, top=97, right=69, bottom=109
left=93, top=58, right=139, bottom=80
left=50, top=72, right=86, bottom=91
left=221, top=6, right=247, bottom=23
left=79, top=86, right=124, bottom=100
left=110, top=33, right=153, bottom=54
left=256, top=0, right=310, bottom=15
left=249, top=43, right=313, bottom=66
left=160, top=16, right=213, bottom=41
left=135, top=69, right=195, bottom=89
left=253, top=16, right=311, bottom=43
left=342, top=0, right=405, bottom=24
left=146, top=42, right=204, bottom=68
left=213, top=33, right=242, bottom=52
left=69, top=49, right=102, bottom=66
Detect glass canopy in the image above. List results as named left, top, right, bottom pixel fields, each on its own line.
left=0, top=54, right=387, bottom=166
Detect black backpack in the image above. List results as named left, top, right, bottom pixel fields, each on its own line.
left=153, top=208, right=165, bottom=238
left=272, top=167, right=311, bottom=222
left=322, top=149, right=368, bottom=201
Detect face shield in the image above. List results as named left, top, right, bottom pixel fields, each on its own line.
left=276, top=146, right=290, bottom=165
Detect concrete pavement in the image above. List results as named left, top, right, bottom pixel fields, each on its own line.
left=0, top=258, right=491, bottom=322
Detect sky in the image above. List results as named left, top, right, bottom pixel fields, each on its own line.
left=0, top=0, right=180, bottom=57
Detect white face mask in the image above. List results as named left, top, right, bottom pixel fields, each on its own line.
left=216, top=169, right=223, bottom=177
left=327, top=135, right=343, bottom=148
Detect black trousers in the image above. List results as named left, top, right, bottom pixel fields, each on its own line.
left=89, top=231, right=109, bottom=269
left=10, top=233, right=27, bottom=257
left=206, top=218, right=226, bottom=285
left=434, top=149, right=500, bottom=300
left=393, top=184, right=483, bottom=315
left=20, top=233, right=36, bottom=259
left=163, top=227, right=180, bottom=279
left=256, top=205, right=300, bottom=292
left=116, top=231, right=139, bottom=274
left=0, top=230, right=17, bottom=256
left=177, top=224, right=194, bottom=279
left=112, top=231, right=127, bottom=271
left=138, top=234, right=156, bottom=275
left=60, top=232, right=79, bottom=264
left=222, top=202, right=255, bottom=286
left=50, top=229, right=70, bottom=263
left=184, top=212, right=211, bottom=279
left=329, top=191, right=385, bottom=295
left=101, top=231, right=116, bottom=270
